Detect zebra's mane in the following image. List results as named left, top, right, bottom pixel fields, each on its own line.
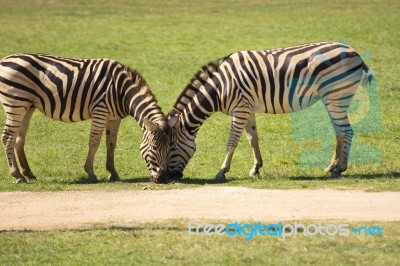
left=125, top=66, right=158, bottom=104
left=172, top=55, right=230, bottom=112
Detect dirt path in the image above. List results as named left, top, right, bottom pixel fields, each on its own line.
left=1, top=186, right=399, bottom=230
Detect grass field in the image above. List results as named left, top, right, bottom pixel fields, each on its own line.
left=0, top=0, right=399, bottom=264
left=1, top=221, right=399, bottom=265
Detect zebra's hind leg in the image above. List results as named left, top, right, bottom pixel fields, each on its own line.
left=322, top=92, right=356, bottom=178
left=245, top=114, right=263, bottom=177
left=318, top=56, right=362, bottom=177
left=105, top=119, right=121, bottom=182
left=325, top=134, right=353, bottom=178
left=215, top=109, right=252, bottom=183
left=84, top=113, right=108, bottom=183
left=15, top=107, right=37, bottom=181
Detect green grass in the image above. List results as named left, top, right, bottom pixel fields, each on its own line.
left=1, top=220, right=399, bottom=265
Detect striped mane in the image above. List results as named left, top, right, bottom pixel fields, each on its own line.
left=125, top=66, right=158, bottom=104
left=123, top=66, right=168, bottom=132
left=172, top=55, right=230, bottom=112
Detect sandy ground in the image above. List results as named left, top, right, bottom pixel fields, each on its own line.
left=1, top=186, right=399, bottom=230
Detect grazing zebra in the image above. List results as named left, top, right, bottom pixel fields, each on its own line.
left=0, top=53, right=170, bottom=184
left=167, top=41, right=375, bottom=182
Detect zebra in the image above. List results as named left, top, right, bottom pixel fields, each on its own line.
left=0, top=53, right=171, bottom=184
left=166, top=41, right=375, bottom=182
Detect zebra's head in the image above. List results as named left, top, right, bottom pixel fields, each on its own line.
left=140, top=118, right=171, bottom=183
left=166, top=109, right=196, bottom=179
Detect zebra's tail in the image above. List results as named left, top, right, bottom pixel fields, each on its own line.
left=361, top=62, right=375, bottom=87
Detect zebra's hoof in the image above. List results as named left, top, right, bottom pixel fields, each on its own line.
left=109, top=173, right=120, bottom=182
left=249, top=169, right=260, bottom=178
left=329, top=170, right=341, bottom=179
left=87, top=175, right=98, bottom=183
left=215, top=171, right=227, bottom=183
left=24, top=172, right=37, bottom=181
left=15, top=177, right=27, bottom=184
left=324, top=165, right=336, bottom=173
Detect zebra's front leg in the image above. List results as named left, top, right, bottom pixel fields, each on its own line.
left=105, top=119, right=121, bottom=182
left=1, top=103, right=33, bottom=183
left=245, top=114, right=263, bottom=178
left=215, top=147, right=235, bottom=183
left=15, top=107, right=37, bottom=181
left=1, top=112, right=27, bottom=183
left=84, top=116, right=107, bottom=183
left=2, top=134, right=25, bottom=183
left=215, top=110, right=251, bottom=183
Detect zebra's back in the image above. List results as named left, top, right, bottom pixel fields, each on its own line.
left=219, top=42, right=365, bottom=114
left=0, top=53, right=124, bottom=122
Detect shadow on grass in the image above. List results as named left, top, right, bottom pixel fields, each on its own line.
left=345, top=172, right=400, bottom=179
left=170, top=176, right=242, bottom=185
left=116, top=177, right=151, bottom=183
left=118, top=174, right=236, bottom=185
left=66, top=176, right=222, bottom=185
left=55, top=171, right=400, bottom=185
left=0, top=225, right=188, bottom=234
left=289, top=171, right=400, bottom=181
left=62, top=176, right=150, bottom=185
left=120, top=177, right=221, bottom=185
left=172, top=177, right=216, bottom=185
left=288, top=175, right=329, bottom=181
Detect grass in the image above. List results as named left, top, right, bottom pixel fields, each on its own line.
left=1, top=220, right=399, bottom=265
left=0, top=1, right=399, bottom=263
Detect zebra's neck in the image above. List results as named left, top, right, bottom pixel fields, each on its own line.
left=129, top=90, right=165, bottom=128
left=172, top=60, right=224, bottom=136
left=120, top=68, right=165, bottom=128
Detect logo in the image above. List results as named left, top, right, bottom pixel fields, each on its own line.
left=291, top=43, right=382, bottom=168
left=188, top=220, right=383, bottom=241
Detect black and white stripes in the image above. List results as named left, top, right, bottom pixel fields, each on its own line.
left=0, top=54, right=170, bottom=183
left=167, top=42, right=374, bottom=181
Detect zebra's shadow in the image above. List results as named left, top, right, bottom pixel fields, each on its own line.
left=169, top=176, right=238, bottom=185
left=65, top=176, right=150, bottom=184
left=64, top=176, right=212, bottom=185
left=117, top=176, right=215, bottom=184
left=289, top=172, right=400, bottom=180
left=118, top=177, right=152, bottom=183
left=346, top=172, right=400, bottom=179
left=62, top=171, right=400, bottom=185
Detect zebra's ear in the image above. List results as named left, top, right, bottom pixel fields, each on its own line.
left=143, top=118, right=158, bottom=132
left=168, top=108, right=180, bottom=127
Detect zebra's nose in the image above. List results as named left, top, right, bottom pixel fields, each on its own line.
left=152, top=168, right=169, bottom=183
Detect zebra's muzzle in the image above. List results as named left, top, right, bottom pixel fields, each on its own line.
left=150, top=168, right=169, bottom=184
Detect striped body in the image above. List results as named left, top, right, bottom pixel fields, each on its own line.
left=0, top=54, right=170, bottom=183
left=167, top=42, right=374, bottom=181
left=220, top=43, right=361, bottom=114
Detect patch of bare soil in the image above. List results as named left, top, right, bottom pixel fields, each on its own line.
left=1, top=186, right=399, bottom=230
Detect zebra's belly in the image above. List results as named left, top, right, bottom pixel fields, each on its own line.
left=34, top=104, right=92, bottom=123
left=254, top=94, right=321, bottom=114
